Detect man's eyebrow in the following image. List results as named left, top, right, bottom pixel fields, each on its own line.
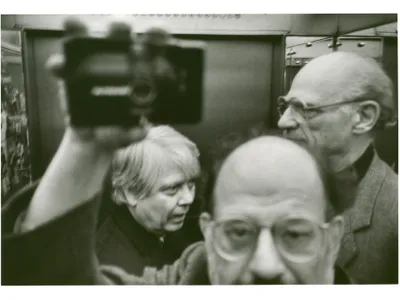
left=288, top=97, right=318, bottom=108
left=160, top=177, right=196, bottom=189
left=160, top=180, right=185, bottom=189
left=283, top=97, right=307, bottom=106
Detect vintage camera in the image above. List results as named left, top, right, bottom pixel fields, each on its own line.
left=63, top=34, right=205, bottom=126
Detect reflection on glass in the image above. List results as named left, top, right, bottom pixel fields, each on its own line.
left=1, top=30, right=32, bottom=203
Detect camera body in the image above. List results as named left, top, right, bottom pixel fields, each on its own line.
left=63, top=35, right=205, bottom=126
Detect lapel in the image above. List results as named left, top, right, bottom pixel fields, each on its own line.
left=338, top=153, right=387, bottom=267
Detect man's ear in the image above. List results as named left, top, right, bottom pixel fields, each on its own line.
left=199, top=212, right=212, bottom=238
left=121, top=189, right=139, bottom=207
left=327, top=215, right=345, bottom=259
left=352, top=101, right=380, bottom=134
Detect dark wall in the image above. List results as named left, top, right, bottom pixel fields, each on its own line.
left=176, top=38, right=276, bottom=151
left=375, top=36, right=398, bottom=171
left=23, top=30, right=283, bottom=178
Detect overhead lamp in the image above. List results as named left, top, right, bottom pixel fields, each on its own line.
left=357, top=42, right=365, bottom=47
left=306, top=42, right=312, bottom=47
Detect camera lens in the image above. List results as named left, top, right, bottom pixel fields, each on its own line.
left=132, top=81, right=157, bottom=107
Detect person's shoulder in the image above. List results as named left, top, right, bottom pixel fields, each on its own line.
left=366, top=155, right=397, bottom=208
left=383, top=163, right=398, bottom=188
left=2, top=180, right=40, bottom=234
left=374, top=155, right=398, bottom=183
left=374, top=156, right=398, bottom=205
left=368, top=156, right=398, bottom=235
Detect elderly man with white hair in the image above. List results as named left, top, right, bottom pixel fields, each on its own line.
left=95, top=125, right=201, bottom=275
left=277, top=51, right=398, bottom=284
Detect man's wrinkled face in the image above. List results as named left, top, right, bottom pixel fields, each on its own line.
left=200, top=142, right=343, bottom=284
left=133, top=163, right=196, bottom=234
left=277, top=70, right=356, bottom=156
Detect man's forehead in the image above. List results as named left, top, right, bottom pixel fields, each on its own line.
left=288, top=57, right=356, bottom=104
left=286, top=80, right=334, bottom=106
left=214, top=140, right=327, bottom=218
left=213, top=188, right=327, bottom=221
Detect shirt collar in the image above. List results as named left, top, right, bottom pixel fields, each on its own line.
left=353, top=144, right=374, bottom=183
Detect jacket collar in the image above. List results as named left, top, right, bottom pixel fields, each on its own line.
left=338, top=151, right=388, bottom=267
left=353, top=144, right=374, bottom=183
left=109, top=202, right=164, bottom=254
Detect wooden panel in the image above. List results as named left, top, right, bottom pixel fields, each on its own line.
left=23, top=30, right=278, bottom=177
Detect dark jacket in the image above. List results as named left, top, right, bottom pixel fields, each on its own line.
left=94, top=172, right=205, bottom=276
left=95, top=200, right=195, bottom=276
left=1, top=182, right=353, bottom=285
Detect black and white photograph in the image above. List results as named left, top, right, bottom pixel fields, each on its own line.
left=0, top=8, right=398, bottom=291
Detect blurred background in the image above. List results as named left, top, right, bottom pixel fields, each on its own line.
left=1, top=14, right=397, bottom=203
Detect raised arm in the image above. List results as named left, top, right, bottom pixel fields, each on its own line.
left=1, top=18, right=151, bottom=285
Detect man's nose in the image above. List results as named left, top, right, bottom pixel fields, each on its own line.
left=178, top=184, right=195, bottom=206
left=277, top=107, right=298, bottom=130
left=248, top=229, right=285, bottom=281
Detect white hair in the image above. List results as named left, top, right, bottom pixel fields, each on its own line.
left=111, top=125, right=200, bottom=205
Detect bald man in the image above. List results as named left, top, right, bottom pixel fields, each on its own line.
left=277, top=52, right=398, bottom=284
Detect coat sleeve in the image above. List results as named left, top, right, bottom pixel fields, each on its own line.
left=99, top=242, right=206, bottom=285
left=1, top=181, right=150, bottom=285
left=99, top=259, right=181, bottom=285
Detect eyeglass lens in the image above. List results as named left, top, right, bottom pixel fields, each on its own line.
left=213, top=218, right=323, bottom=262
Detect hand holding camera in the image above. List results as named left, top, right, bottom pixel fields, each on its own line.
left=20, top=16, right=204, bottom=231
left=47, top=17, right=204, bottom=152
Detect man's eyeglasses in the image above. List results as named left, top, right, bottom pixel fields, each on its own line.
left=211, top=217, right=329, bottom=263
left=277, top=96, right=366, bottom=120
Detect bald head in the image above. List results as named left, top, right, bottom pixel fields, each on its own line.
left=213, top=136, right=327, bottom=218
left=291, top=52, right=394, bottom=130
